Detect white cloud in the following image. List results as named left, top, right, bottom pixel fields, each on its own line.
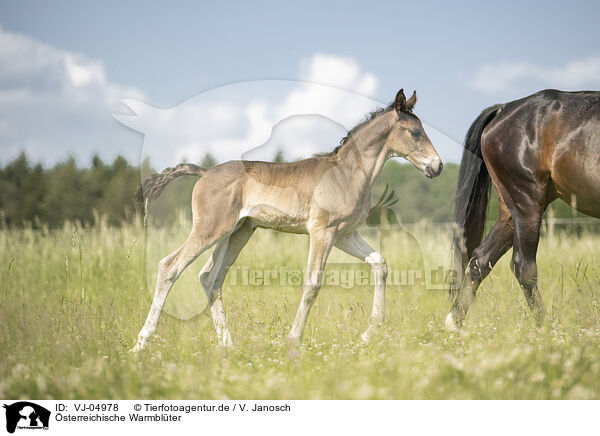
left=0, top=30, right=461, bottom=169
left=299, top=53, right=378, bottom=96
left=0, top=26, right=145, bottom=165
left=116, top=53, right=462, bottom=167
left=116, top=53, right=384, bottom=167
left=470, top=55, right=600, bottom=94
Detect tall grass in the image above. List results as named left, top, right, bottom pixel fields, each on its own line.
left=1, top=217, right=600, bottom=399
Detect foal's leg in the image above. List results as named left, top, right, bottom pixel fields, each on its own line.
left=131, top=225, right=219, bottom=352
left=446, top=197, right=513, bottom=330
left=199, top=220, right=256, bottom=346
left=335, top=231, right=387, bottom=342
left=288, top=229, right=335, bottom=344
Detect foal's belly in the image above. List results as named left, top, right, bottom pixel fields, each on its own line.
left=244, top=205, right=309, bottom=234
left=241, top=177, right=310, bottom=233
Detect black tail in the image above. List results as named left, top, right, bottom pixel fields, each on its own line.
left=451, top=105, right=501, bottom=291
left=134, top=163, right=206, bottom=208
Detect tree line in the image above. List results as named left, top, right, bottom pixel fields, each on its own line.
left=0, top=153, right=143, bottom=228
left=0, top=152, right=591, bottom=229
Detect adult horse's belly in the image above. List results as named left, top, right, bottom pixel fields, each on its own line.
left=551, top=136, right=600, bottom=218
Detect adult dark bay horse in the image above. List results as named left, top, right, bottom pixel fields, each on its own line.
left=131, top=89, right=443, bottom=351
left=447, top=89, right=600, bottom=331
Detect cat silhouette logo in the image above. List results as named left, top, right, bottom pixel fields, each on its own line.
left=3, top=402, right=50, bottom=433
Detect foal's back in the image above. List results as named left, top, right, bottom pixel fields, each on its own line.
left=191, top=156, right=344, bottom=234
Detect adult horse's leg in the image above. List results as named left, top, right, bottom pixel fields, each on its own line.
left=288, top=229, right=335, bottom=344
left=495, top=162, right=548, bottom=325
left=446, top=197, right=513, bottom=330
left=335, top=231, right=387, bottom=342
left=199, top=220, right=256, bottom=346
left=449, top=159, right=547, bottom=331
left=510, top=205, right=546, bottom=325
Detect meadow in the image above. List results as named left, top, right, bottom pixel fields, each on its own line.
left=1, top=215, right=600, bottom=400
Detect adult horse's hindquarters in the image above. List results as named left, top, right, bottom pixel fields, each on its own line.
left=448, top=89, right=600, bottom=330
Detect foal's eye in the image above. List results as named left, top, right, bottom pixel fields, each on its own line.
left=410, top=129, right=422, bottom=140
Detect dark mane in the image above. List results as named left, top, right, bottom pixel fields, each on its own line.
left=318, top=101, right=416, bottom=157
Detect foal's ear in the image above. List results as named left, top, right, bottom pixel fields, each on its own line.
left=405, top=91, right=417, bottom=111
left=394, top=89, right=406, bottom=111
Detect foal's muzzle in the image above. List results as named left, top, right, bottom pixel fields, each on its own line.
left=424, top=157, right=443, bottom=178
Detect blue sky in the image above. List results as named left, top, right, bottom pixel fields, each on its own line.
left=2, top=0, right=600, bottom=166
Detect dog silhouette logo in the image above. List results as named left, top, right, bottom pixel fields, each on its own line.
left=3, top=402, right=50, bottom=433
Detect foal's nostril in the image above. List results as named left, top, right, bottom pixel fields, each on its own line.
left=437, top=161, right=444, bottom=175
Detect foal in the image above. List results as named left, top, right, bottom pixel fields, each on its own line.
left=131, top=89, right=442, bottom=351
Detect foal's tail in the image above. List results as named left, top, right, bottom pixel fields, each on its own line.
left=134, top=163, right=206, bottom=208
left=451, top=104, right=501, bottom=294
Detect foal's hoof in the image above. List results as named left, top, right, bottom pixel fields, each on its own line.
left=216, top=329, right=235, bottom=348
left=360, top=330, right=371, bottom=343
left=445, top=313, right=459, bottom=332
left=287, top=335, right=302, bottom=347
left=219, top=337, right=234, bottom=348
left=129, top=340, right=146, bottom=353
left=360, top=325, right=378, bottom=343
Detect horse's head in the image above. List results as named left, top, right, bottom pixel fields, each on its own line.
left=384, top=89, right=443, bottom=178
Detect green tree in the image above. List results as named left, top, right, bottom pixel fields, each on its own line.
left=200, top=153, right=217, bottom=168
left=273, top=149, right=286, bottom=163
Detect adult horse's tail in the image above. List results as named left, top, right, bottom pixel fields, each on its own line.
left=134, top=163, right=206, bottom=208
left=451, top=104, right=501, bottom=294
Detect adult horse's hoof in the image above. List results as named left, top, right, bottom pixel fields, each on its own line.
left=445, top=313, right=459, bottom=332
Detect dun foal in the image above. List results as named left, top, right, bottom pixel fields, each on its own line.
left=131, top=89, right=442, bottom=351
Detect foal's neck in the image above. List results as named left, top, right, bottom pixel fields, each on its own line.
left=335, top=124, right=389, bottom=189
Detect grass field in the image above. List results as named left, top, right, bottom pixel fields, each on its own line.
left=2, top=216, right=600, bottom=400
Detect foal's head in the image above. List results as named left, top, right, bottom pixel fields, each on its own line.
left=384, top=89, right=442, bottom=178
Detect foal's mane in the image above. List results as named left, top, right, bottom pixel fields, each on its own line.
left=320, top=101, right=416, bottom=157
